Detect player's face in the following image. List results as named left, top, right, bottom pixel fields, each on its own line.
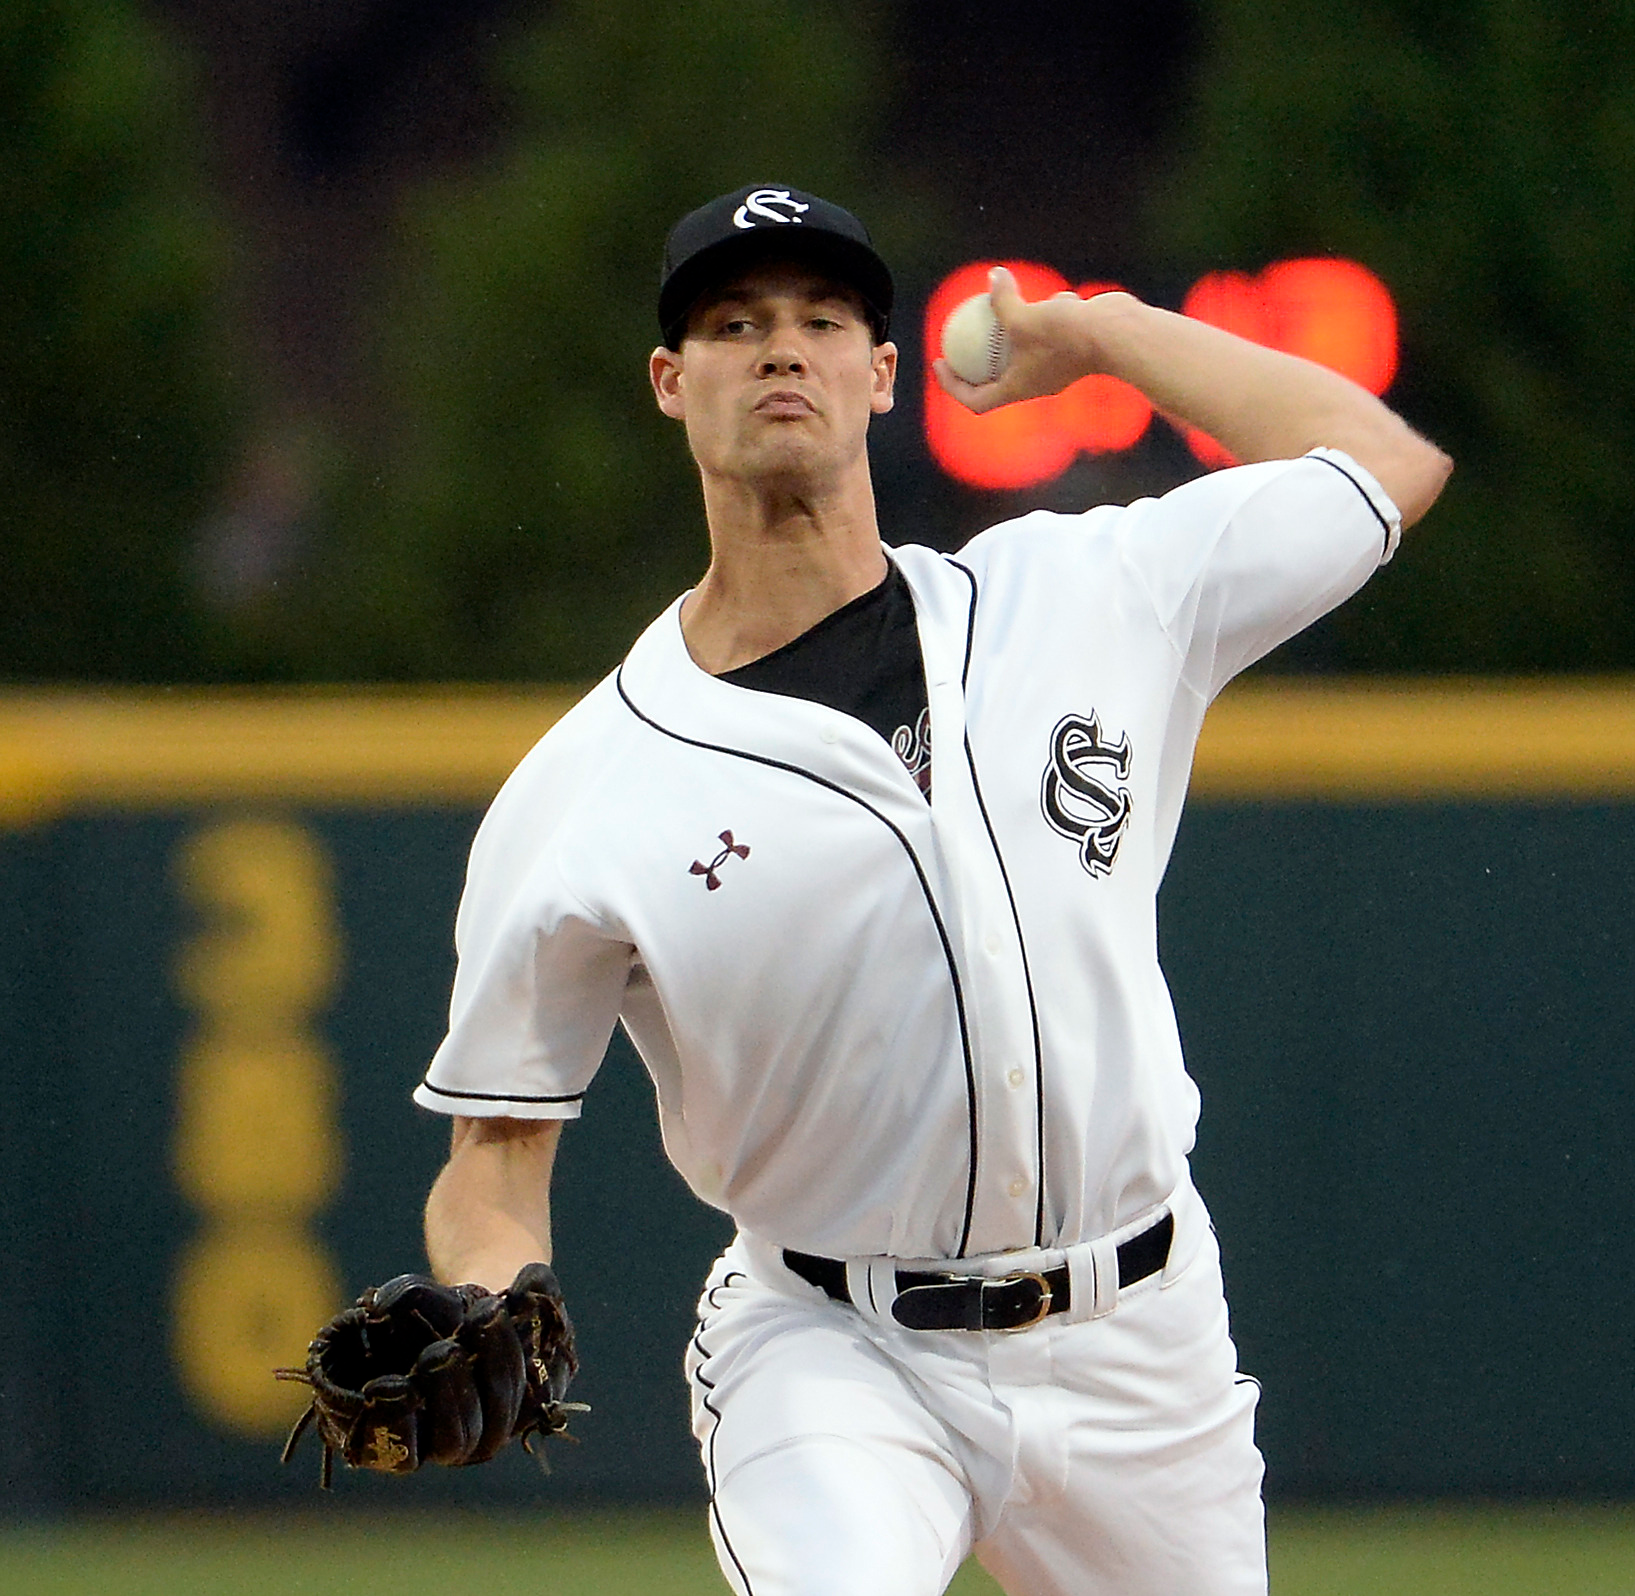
left=649, top=262, right=897, bottom=488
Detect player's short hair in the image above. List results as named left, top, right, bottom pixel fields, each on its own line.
left=659, top=185, right=893, bottom=352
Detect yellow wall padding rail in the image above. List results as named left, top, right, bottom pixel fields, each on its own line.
left=1, top=678, right=1634, bottom=823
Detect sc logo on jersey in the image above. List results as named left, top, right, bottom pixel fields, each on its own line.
left=1041, top=712, right=1133, bottom=877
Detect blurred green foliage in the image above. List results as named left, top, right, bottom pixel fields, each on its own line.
left=18, top=0, right=1622, bottom=682
left=0, top=0, right=234, bottom=681
left=253, top=0, right=908, bottom=681
left=1154, top=0, right=1635, bottom=670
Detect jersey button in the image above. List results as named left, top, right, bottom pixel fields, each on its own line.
left=984, top=931, right=1003, bottom=956
left=819, top=721, right=841, bottom=744
left=1007, top=1068, right=1025, bottom=1088
left=1007, top=1177, right=1027, bottom=1199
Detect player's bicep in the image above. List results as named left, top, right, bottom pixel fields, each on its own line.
left=450, top=1114, right=565, bottom=1156
left=449, top=1113, right=533, bottom=1151
left=447, top=1117, right=565, bottom=1204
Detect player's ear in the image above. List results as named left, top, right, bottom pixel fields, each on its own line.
left=650, top=345, right=686, bottom=419
left=870, top=340, right=898, bottom=415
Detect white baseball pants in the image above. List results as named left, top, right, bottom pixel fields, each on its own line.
left=686, top=1208, right=1266, bottom=1596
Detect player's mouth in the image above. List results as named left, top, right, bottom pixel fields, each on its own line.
left=753, top=389, right=816, bottom=419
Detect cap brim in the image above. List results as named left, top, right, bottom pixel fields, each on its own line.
left=659, top=229, right=892, bottom=349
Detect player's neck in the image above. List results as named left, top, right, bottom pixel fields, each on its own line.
left=681, top=469, right=887, bottom=676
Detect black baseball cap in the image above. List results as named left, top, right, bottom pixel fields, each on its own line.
left=658, top=184, right=893, bottom=350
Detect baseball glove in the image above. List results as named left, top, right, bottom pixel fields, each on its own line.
left=275, top=1262, right=583, bottom=1488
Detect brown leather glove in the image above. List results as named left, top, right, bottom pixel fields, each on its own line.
left=276, top=1262, right=582, bottom=1487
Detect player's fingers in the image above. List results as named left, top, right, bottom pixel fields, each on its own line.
left=931, top=355, right=965, bottom=396
left=460, top=1295, right=528, bottom=1462
left=988, top=265, right=1041, bottom=334
left=932, top=355, right=1008, bottom=413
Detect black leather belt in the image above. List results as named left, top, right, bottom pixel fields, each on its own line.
left=783, top=1211, right=1173, bottom=1332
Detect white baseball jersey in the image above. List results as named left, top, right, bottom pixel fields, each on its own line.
left=416, top=448, right=1399, bottom=1264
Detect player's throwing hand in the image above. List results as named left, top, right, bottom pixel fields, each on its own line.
left=934, top=265, right=1129, bottom=413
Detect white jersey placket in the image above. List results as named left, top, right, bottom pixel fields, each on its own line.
left=902, top=550, right=1045, bottom=1260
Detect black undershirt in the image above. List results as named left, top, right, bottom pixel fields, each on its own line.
left=719, top=564, right=933, bottom=796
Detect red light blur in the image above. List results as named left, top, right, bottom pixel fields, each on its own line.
left=924, top=258, right=1399, bottom=487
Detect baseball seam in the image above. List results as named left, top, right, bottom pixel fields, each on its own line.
left=986, top=320, right=1006, bottom=382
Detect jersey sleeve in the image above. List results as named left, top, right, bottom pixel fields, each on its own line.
left=414, top=691, right=635, bottom=1119
left=1118, top=448, right=1401, bottom=700
left=414, top=871, right=632, bottom=1118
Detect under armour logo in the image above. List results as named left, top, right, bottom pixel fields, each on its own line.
left=733, top=188, right=809, bottom=229
left=690, top=830, right=750, bottom=890
left=1041, top=712, right=1133, bottom=878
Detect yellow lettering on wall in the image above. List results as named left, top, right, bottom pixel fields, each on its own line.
left=173, top=818, right=340, bottom=1024
left=170, top=816, right=345, bottom=1439
left=173, top=1036, right=341, bottom=1212
left=172, top=1222, right=341, bottom=1434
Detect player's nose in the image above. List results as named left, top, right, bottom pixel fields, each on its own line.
left=755, top=314, right=810, bottom=377
left=756, top=343, right=807, bottom=377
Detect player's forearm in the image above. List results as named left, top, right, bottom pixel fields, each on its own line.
left=423, top=1116, right=562, bottom=1290
left=1083, top=293, right=1453, bottom=526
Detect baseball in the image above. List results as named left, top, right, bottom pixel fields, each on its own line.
left=940, top=292, right=1010, bottom=385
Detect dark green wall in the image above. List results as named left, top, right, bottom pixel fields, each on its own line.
left=1164, top=802, right=1635, bottom=1498
left=1, top=798, right=1629, bottom=1508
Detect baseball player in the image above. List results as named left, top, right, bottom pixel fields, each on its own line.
left=413, top=184, right=1451, bottom=1594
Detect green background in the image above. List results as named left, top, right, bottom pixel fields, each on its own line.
left=7, top=0, right=1635, bottom=683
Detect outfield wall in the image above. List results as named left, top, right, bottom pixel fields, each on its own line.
left=1, top=682, right=1632, bottom=1508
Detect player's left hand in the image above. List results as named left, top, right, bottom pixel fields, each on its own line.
left=275, top=1261, right=584, bottom=1487
left=934, top=266, right=1130, bottom=414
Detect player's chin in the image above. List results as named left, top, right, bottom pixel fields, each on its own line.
left=738, top=429, right=833, bottom=479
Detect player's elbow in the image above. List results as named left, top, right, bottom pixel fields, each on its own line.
left=1390, top=434, right=1454, bottom=530
left=1331, top=418, right=1452, bottom=533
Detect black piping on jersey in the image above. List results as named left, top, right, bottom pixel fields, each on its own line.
left=416, top=1080, right=585, bottom=1105
left=690, top=1272, right=755, bottom=1596
left=949, top=556, right=1050, bottom=1248
left=1307, top=451, right=1393, bottom=557
left=615, top=669, right=983, bottom=1258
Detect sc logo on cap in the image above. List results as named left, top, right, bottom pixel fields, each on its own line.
left=733, top=189, right=809, bottom=229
